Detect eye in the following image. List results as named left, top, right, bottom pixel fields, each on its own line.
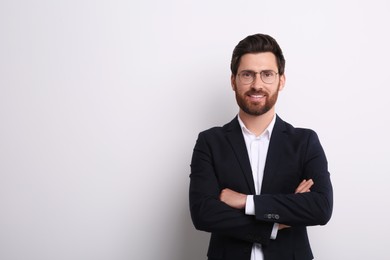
left=240, top=71, right=254, bottom=78
left=262, top=70, right=274, bottom=78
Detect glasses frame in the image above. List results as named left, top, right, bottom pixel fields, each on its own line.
left=237, top=70, right=279, bottom=85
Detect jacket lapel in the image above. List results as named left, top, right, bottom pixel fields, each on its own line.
left=260, top=115, right=286, bottom=194
left=224, top=117, right=256, bottom=194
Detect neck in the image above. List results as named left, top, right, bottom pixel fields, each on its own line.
left=239, top=108, right=275, bottom=136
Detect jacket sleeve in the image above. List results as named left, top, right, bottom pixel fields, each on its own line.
left=189, top=132, right=274, bottom=245
left=254, top=130, right=333, bottom=226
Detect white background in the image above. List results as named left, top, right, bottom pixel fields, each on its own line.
left=1, top=0, right=389, bottom=259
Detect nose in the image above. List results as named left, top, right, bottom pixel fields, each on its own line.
left=251, top=73, right=263, bottom=90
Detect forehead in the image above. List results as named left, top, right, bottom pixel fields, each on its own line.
left=238, top=52, right=278, bottom=71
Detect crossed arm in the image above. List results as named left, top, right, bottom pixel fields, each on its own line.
left=220, top=179, right=314, bottom=209
left=219, top=179, right=314, bottom=230
left=190, top=129, right=333, bottom=243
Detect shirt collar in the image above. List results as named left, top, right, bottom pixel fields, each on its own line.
left=237, top=114, right=276, bottom=140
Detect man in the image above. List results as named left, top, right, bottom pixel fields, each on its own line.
left=189, top=33, right=333, bottom=260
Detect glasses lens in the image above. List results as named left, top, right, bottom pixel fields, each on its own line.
left=239, top=71, right=255, bottom=84
left=261, top=70, right=276, bottom=84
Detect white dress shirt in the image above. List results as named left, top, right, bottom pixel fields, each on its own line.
left=238, top=115, right=278, bottom=260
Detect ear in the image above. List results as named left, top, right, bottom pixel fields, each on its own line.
left=278, top=74, right=286, bottom=91
left=231, top=74, right=236, bottom=91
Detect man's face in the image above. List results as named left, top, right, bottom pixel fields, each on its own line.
left=231, top=52, right=285, bottom=116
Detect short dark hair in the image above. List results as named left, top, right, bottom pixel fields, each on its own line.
left=230, top=33, right=286, bottom=76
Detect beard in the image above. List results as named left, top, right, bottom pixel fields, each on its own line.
left=235, top=85, right=280, bottom=116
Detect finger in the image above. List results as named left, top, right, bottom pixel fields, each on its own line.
left=305, top=179, right=314, bottom=189
left=299, top=179, right=313, bottom=192
left=301, top=179, right=314, bottom=193
left=295, top=179, right=307, bottom=193
left=219, top=188, right=227, bottom=201
left=295, top=179, right=314, bottom=193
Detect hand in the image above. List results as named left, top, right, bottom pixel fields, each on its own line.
left=278, top=224, right=290, bottom=230
left=295, top=179, right=314, bottom=194
left=219, top=188, right=247, bottom=209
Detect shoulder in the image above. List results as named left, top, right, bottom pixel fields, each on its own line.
left=198, top=117, right=238, bottom=137
left=276, top=115, right=320, bottom=142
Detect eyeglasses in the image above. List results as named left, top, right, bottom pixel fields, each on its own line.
left=237, top=70, right=279, bottom=84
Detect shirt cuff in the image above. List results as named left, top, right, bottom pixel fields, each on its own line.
left=245, top=195, right=278, bottom=239
left=245, top=195, right=255, bottom=215
left=271, top=223, right=279, bottom=240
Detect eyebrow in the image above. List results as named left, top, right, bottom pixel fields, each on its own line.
left=239, top=69, right=275, bottom=73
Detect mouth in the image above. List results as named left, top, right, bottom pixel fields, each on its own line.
left=247, top=93, right=266, bottom=101
left=250, top=94, right=265, bottom=98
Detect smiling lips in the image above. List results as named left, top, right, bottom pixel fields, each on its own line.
left=250, top=94, right=265, bottom=98
left=247, top=92, right=266, bottom=102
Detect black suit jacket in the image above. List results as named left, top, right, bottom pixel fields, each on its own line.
left=189, top=115, right=333, bottom=260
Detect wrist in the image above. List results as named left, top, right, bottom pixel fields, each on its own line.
left=240, top=194, right=247, bottom=209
